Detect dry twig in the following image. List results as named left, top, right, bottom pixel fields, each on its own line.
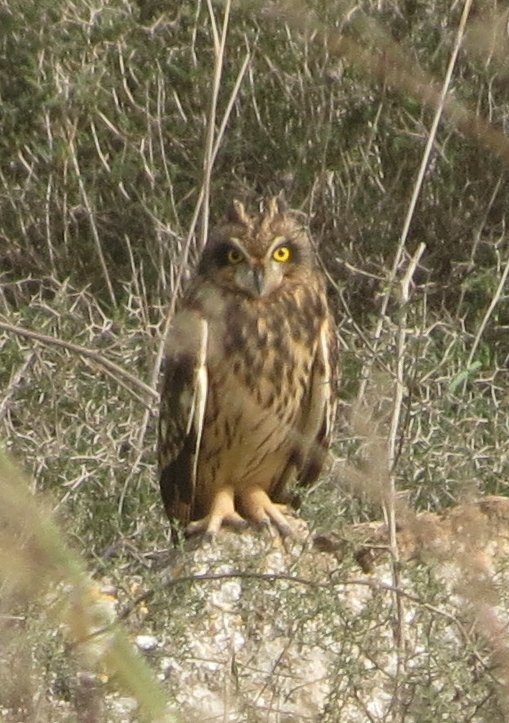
left=0, top=320, right=157, bottom=406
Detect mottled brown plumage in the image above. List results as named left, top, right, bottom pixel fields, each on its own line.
left=158, top=196, right=338, bottom=537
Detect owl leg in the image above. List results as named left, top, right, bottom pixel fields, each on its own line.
left=238, top=487, right=294, bottom=537
left=185, top=486, right=248, bottom=538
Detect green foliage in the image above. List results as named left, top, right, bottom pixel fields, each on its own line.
left=0, top=0, right=507, bottom=340
left=2, top=0, right=509, bottom=719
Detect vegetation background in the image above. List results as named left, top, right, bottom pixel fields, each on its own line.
left=1, top=0, right=509, bottom=720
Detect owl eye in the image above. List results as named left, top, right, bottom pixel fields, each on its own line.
left=272, top=245, right=291, bottom=263
left=227, top=248, right=244, bottom=265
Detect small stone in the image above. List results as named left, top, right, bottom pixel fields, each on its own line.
left=135, top=634, right=159, bottom=651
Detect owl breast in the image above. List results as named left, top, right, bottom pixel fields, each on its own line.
left=192, top=283, right=326, bottom=515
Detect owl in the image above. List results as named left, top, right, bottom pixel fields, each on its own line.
left=157, top=196, right=338, bottom=538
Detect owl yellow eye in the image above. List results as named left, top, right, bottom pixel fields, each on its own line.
left=272, top=245, right=291, bottom=263
left=227, top=248, right=244, bottom=265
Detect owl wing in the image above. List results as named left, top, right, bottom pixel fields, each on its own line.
left=298, top=315, right=339, bottom=486
left=157, top=311, right=208, bottom=527
left=272, top=315, right=338, bottom=502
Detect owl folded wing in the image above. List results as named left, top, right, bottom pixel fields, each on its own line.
left=270, top=317, right=338, bottom=501
left=157, top=312, right=208, bottom=526
left=310, top=317, right=337, bottom=440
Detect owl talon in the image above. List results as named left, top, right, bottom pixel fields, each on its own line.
left=202, top=530, right=217, bottom=544
left=276, top=521, right=295, bottom=539
left=239, top=487, right=295, bottom=538
left=185, top=487, right=249, bottom=537
left=185, top=512, right=248, bottom=538
left=255, top=517, right=293, bottom=540
left=227, top=516, right=250, bottom=531
left=255, top=518, right=273, bottom=535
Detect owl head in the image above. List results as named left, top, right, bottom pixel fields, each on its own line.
left=198, top=196, right=315, bottom=299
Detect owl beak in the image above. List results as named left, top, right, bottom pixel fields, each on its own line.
left=252, top=266, right=267, bottom=297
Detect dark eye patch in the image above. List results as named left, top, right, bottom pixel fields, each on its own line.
left=199, top=241, right=240, bottom=273
left=214, top=242, right=243, bottom=267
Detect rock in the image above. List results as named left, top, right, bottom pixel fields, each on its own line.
left=135, top=634, right=160, bottom=652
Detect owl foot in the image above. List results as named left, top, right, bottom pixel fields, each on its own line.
left=238, top=487, right=294, bottom=538
left=184, top=486, right=248, bottom=538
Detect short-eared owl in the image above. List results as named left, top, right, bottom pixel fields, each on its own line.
left=158, top=196, right=337, bottom=537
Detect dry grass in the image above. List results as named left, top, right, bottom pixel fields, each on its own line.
left=2, top=0, right=509, bottom=719
left=0, top=449, right=175, bottom=721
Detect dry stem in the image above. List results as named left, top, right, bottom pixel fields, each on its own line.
left=357, top=0, right=474, bottom=403
left=0, top=320, right=157, bottom=406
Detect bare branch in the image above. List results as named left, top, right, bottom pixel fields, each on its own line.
left=0, top=320, right=157, bottom=406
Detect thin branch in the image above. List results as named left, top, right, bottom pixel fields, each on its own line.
left=455, top=173, right=504, bottom=318
left=200, top=0, right=232, bottom=252
left=0, top=350, right=36, bottom=423
left=357, top=0, right=474, bottom=403
left=67, top=132, right=117, bottom=308
left=466, top=241, right=509, bottom=372
left=76, top=568, right=473, bottom=651
left=148, top=567, right=458, bottom=620
left=210, top=51, right=250, bottom=170
left=0, top=320, right=157, bottom=405
left=387, top=242, right=427, bottom=470
left=149, top=192, right=204, bottom=396
left=384, top=242, right=425, bottom=670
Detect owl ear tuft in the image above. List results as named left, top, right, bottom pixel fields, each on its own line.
left=227, top=199, right=251, bottom=226
left=264, top=193, right=287, bottom=221
left=275, top=191, right=288, bottom=215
